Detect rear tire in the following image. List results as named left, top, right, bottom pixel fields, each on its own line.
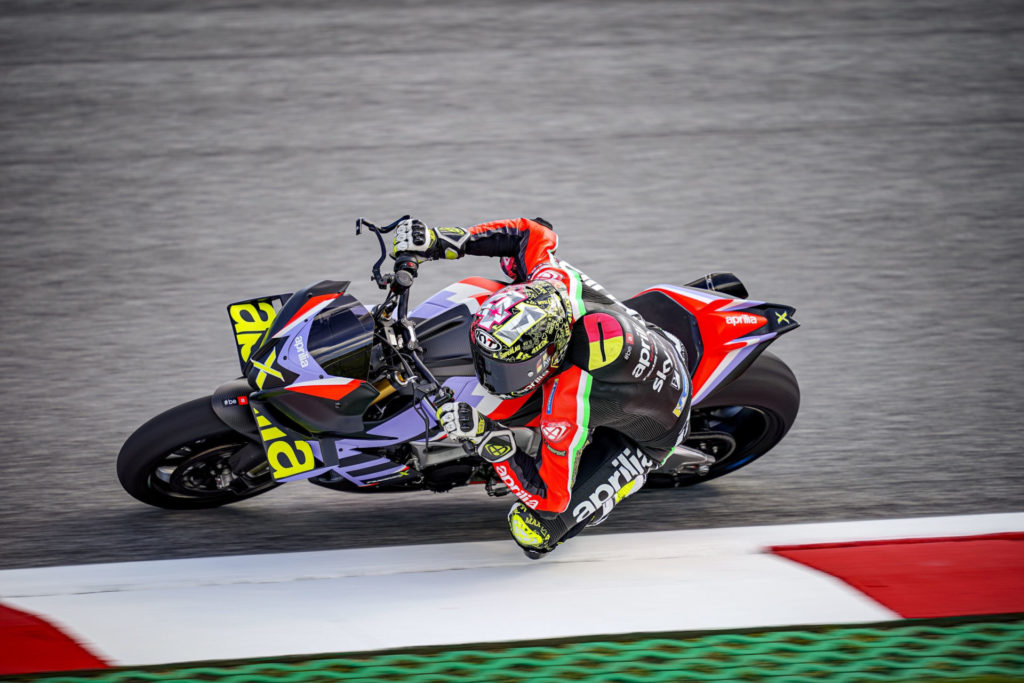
left=117, top=396, right=278, bottom=509
left=649, top=351, right=800, bottom=487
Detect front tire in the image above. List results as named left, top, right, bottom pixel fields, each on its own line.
left=117, top=396, right=278, bottom=509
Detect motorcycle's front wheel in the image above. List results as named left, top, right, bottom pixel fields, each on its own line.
left=117, top=396, right=278, bottom=509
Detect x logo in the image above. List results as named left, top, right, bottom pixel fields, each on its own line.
left=252, top=349, right=284, bottom=389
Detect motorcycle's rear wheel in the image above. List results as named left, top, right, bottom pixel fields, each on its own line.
left=117, top=396, right=278, bottom=509
left=649, top=351, right=800, bottom=488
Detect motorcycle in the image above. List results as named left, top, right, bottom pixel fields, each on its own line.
left=117, top=218, right=800, bottom=510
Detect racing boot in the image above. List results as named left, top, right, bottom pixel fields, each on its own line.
left=507, top=502, right=556, bottom=560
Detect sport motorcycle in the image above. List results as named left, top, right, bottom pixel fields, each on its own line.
left=117, top=218, right=800, bottom=509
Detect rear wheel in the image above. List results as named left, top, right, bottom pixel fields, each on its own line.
left=117, top=396, right=278, bottom=509
left=649, top=351, right=800, bottom=487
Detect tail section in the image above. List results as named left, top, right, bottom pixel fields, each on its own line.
left=630, top=280, right=798, bottom=405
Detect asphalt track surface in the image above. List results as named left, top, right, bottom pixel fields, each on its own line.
left=1, top=0, right=1022, bottom=570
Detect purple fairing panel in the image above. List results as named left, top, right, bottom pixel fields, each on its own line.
left=272, top=375, right=484, bottom=486
left=270, top=281, right=502, bottom=486
left=273, top=297, right=371, bottom=385
left=410, top=279, right=500, bottom=320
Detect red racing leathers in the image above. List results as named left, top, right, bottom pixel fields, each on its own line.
left=447, top=218, right=692, bottom=516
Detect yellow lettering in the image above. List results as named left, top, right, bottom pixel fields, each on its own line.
left=230, top=302, right=276, bottom=333
left=260, top=425, right=286, bottom=442
left=252, top=350, right=284, bottom=390
left=269, top=440, right=315, bottom=479
left=235, top=332, right=262, bottom=363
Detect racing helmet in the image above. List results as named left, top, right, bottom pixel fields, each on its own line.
left=470, top=281, right=573, bottom=398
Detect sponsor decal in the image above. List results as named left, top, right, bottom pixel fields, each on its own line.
left=653, top=357, right=675, bottom=393
left=293, top=335, right=311, bottom=368
left=631, top=326, right=654, bottom=379
left=494, top=463, right=541, bottom=509
left=220, top=395, right=251, bottom=407
left=625, top=333, right=634, bottom=345
left=541, top=419, right=573, bottom=445
left=228, top=300, right=277, bottom=364
left=484, top=441, right=512, bottom=459
left=474, top=329, right=502, bottom=352
left=673, top=392, right=686, bottom=417
left=572, top=449, right=655, bottom=523
left=545, top=379, right=558, bottom=414
left=250, top=348, right=285, bottom=390
left=252, top=406, right=317, bottom=480
left=725, top=313, right=761, bottom=326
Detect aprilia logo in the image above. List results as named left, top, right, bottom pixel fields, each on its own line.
left=293, top=335, right=311, bottom=368
left=494, top=463, right=541, bottom=509
left=725, top=314, right=760, bottom=326
left=572, top=449, right=654, bottom=523
left=631, top=326, right=654, bottom=379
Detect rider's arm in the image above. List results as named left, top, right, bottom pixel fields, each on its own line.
left=393, top=217, right=559, bottom=281
left=459, top=218, right=558, bottom=280
left=490, top=366, right=594, bottom=515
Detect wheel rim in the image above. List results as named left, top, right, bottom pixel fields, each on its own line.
left=693, top=405, right=774, bottom=472
left=150, top=435, right=271, bottom=500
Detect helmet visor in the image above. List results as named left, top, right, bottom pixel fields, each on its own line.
left=473, top=351, right=551, bottom=398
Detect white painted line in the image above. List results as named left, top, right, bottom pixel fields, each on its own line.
left=1, top=513, right=1020, bottom=667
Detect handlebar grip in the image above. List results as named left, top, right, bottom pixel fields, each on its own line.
left=393, top=269, right=415, bottom=290
left=392, top=254, right=420, bottom=293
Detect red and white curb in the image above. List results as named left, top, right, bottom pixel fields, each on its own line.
left=2, top=512, right=1022, bottom=675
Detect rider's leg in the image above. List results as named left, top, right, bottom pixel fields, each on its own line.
left=507, top=429, right=661, bottom=558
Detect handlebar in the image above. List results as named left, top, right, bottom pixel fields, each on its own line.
left=355, top=216, right=482, bottom=458
left=356, top=216, right=450, bottom=393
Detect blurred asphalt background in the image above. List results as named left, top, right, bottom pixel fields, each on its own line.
left=1, top=0, right=1022, bottom=569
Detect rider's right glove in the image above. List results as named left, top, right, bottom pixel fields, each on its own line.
left=436, top=401, right=517, bottom=463
left=391, top=218, right=469, bottom=261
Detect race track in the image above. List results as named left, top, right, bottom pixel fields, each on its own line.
left=1, top=0, right=1022, bottom=569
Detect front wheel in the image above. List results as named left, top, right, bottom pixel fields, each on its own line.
left=117, top=396, right=278, bottom=509
left=649, top=351, right=800, bottom=488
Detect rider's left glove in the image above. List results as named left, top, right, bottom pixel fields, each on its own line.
left=436, top=401, right=517, bottom=463
left=391, top=218, right=468, bottom=262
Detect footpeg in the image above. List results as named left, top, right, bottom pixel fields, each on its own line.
left=663, top=445, right=716, bottom=476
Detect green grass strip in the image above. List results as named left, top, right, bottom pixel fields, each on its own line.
left=19, top=615, right=1024, bottom=683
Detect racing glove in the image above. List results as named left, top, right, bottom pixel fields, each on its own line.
left=436, top=401, right=517, bottom=462
left=391, top=218, right=469, bottom=261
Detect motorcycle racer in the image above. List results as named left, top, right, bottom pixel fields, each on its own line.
left=392, top=217, right=692, bottom=558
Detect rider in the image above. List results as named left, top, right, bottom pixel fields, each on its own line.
left=392, top=217, right=692, bottom=558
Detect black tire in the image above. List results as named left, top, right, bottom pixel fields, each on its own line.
left=649, top=351, right=800, bottom=488
left=117, top=396, right=278, bottom=509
